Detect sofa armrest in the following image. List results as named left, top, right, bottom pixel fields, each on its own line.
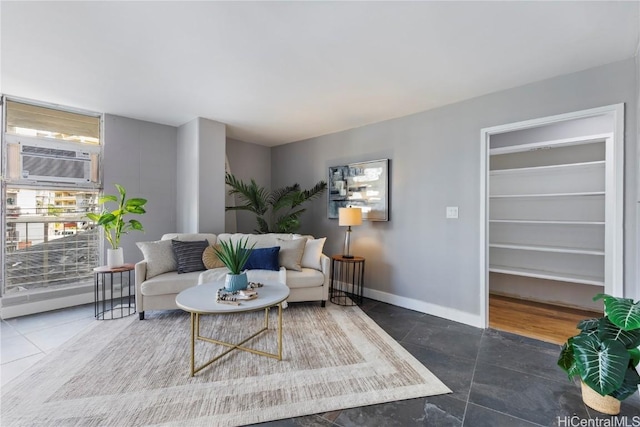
left=320, top=253, right=331, bottom=294
left=135, top=260, right=147, bottom=311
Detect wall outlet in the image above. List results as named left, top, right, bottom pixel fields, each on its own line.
left=446, top=206, right=459, bottom=219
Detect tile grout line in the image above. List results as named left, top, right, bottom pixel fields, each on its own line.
left=460, top=327, right=484, bottom=426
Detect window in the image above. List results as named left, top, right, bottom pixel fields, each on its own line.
left=2, top=97, right=103, bottom=306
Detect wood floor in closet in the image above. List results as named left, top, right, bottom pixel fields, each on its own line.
left=488, top=294, right=602, bottom=345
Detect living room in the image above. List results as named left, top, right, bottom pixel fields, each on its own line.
left=2, top=1, right=640, bottom=426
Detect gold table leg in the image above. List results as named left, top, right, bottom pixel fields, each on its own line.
left=188, top=302, right=284, bottom=376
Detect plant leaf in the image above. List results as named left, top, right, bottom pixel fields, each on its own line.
left=128, top=219, right=144, bottom=231
left=609, top=366, right=640, bottom=400
left=558, top=340, right=578, bottom=380
left=602, top=295, right=640, bottom=331
left=115, top=183, right=126, bottom=198
left=98, top=195, right=118, bottom=204
left=573, top=334, right=629, bottom=396
left=598, top=317, right=640, bottom=349
left=577, top=318, right=600, bottom=332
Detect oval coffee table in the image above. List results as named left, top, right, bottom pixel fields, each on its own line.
left=176, top=281, right=290, bottom=376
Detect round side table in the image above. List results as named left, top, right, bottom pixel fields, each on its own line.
left=330, top=255, right=365, bottom=306
left=93, top=264, right=136, bottom=320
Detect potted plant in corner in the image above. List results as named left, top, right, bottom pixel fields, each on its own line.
left=213, top=237, right=255, bottom=292
left=87, top=184, right=147, bottom=268
left=557, top=293, right=640, bottom=415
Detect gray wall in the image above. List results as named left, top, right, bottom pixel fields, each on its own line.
left=271, top=58, right=638, bottom=325
left=103, top=114, right=177, bottom=265
left=226, top=138, right=271, bottom=233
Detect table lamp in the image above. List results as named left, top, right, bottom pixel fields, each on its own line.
left=339, top=207, right=362, bottom=258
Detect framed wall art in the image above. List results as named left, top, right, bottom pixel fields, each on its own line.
left=328, top=159, right=389, bottom=221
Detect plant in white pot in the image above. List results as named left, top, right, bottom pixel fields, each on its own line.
left=558, top=293, right=640, bottom=415
left=213, top=237, right=255, bottom=292
left=86, top=184, right=147, bottom=268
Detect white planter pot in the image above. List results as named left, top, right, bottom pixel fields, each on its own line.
left=107, top=248, right=124, bottom=268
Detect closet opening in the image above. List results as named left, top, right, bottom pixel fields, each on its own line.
left=480, top=105, right=624, bottom=344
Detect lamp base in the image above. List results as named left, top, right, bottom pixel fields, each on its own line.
left=342, top=254, right=355, bottom=259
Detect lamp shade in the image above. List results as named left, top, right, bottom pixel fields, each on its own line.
left=339, top=207, right=362, bottom=227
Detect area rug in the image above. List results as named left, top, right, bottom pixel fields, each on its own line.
left=2, top=302, right=450, bottom=426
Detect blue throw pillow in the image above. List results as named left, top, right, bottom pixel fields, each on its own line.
left=243, top=246, right=281, bottom=271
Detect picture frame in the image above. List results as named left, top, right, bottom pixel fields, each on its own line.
left=328, top=159, right=389, bottom=221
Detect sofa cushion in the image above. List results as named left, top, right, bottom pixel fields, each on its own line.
left=140, top=271, right=201, bottom=296
left=277, top=238, right=305, bottom=271
left=286, top=268, right=325, bottom=289
left=244, top=247, right=280, bottom=271
left=217, top=233, right=300, bottom=249
left=202, top=244, right=225, bottom=269
left=171, top=239, right=208, bottom=273
left=136, top=240, right=177, bottom=279
left=198, top=267, right=285, bottom=285
left=162, top=233, right=217, bottom=245
left=301, top=237, right=327, bottom=270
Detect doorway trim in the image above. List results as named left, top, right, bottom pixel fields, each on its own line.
left=479, top=104, right=624, bottom=328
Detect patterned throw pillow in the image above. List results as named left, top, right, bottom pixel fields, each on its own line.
left=171, top=239, right=208, bottom=274
left=136, top=240, right=177, bottom=279
left=202, top=244, right=226, bottom=269
left=276, top=238, right=306, bottom=271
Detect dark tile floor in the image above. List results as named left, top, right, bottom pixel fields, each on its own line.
left=257, top=299, right=640, bottom=427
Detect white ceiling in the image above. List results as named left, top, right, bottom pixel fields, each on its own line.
left=1, top=1, right=638, bottom=147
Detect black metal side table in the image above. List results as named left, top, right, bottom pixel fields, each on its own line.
left=93, top=264, right=136, bottom=320
left=330, top=255, right=365, bottom=306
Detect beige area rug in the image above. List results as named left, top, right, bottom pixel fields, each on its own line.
left=2, top=302, right=450, bottom=426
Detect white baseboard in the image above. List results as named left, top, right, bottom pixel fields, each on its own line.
left=1, top=293, right=95, bottom=319
left=363, top=288, right=484, bottom=329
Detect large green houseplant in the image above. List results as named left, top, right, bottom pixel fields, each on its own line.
left=213, top=237, right=255, bottom=291
left=86, top=184, right=147, bottom=267
left=225, top=173, right=327, bottom=234
left=557, top=293, right=640, bottom=414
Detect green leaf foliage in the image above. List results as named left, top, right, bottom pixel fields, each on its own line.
left=573, top=335, right=629, bottom=396
left=610, top=367, right=640, bottom=401
left=213, top=238, right=255, bottom=274
left=85, top=184, right=147, bottom=249
left=562, top=293, right=640, bottom=402
left=225, top=173, right=327, bottom=233
left=599, top=294, right=640, bottom=331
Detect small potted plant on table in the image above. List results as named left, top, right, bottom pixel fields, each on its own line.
left=214, top=237, right=255, bottom=291
left=87, top=184, right=147, bottom=268
left=557, top=293, right=640, bottom=415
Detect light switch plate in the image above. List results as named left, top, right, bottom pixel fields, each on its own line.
left=446, top=206, right=459, bottom=219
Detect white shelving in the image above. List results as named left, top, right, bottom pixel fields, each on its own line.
left=488, top=134, right=611, bottom=290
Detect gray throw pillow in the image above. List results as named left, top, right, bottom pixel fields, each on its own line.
left=136, top=240, right=177, bottom=279
left=276, top=238, right=306, bottom=271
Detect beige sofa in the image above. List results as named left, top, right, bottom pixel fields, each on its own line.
left=135, top=232, right=329, bottom=319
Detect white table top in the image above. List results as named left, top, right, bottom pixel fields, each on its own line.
left=175, top=281, right=289, bottom=314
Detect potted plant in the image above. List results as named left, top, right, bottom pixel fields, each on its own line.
left=225, top=173, right=327, bottom=233
left=87, top=184, right=147, bottom=268
left=557, top=293, right=640, bottom=415
left=213, top=237, right=256, bottom=291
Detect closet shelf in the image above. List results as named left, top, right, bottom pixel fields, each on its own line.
left=490, top=160, right=605, bottom=175
left=490, top=192, right=604, bottom=199
left=489, top=219, right=605, bottom=225
left=488, top=265, right=604, bottom=287
left=489, top=243, right=604, bottom=256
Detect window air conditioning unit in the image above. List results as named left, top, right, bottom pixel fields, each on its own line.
left=6, top=139, right=100, bottom=186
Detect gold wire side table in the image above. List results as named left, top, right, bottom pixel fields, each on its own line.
left=330, top=255, right=365, bottom=306
left=93, top=264, right=136, bottom=320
